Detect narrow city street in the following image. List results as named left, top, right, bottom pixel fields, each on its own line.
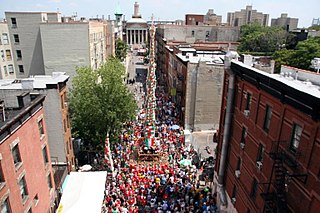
left=101, top=27, right=218, bottom=212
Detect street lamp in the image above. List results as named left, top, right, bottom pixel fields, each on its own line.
left=311, top=58, right=320, bottom=73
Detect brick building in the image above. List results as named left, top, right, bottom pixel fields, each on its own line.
left=186, top=10, right=222, bottom=26
left=0, top=94, right=56, bottom=212
left=185, top=14, right=204, bottom=25
left=215, top=54, right=320, bottom=212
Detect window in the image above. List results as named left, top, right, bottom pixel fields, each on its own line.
left=7, top=65, right=14, bottom=74
left=60, top=95, right=64, bottom=109
left=16, top=50, right=22, bottom=60
left=19, top=176, right=28, bottom=201
left=2, top=34, right=9, bottom=45
left=245, top=92, right=252, bottom=110
left=1, top=50, right=4, bottom=61
left=1, top=197, right=11, bottom=213
left=232, top=185, right=237, bottom=199
left=38, top=119, right=44, bottom=136
left=12, top=144, right=22, bottom=168
left=66, top=141, right=69, bottom=154
left=67, top=114, right=70, bottom=128
left=5, top=50, right=11, bottom=61
left=13, top=34, right=19, bottom=44
left=69, top=137, right=72, bottom=150
left=191, top=31, right=195, bottom=36
left=263, top=105, right=272, bottom=131
left=18, top=65, right=24, bottom=73
left=290, top=124, right=302, bottom=152
left=0, top=162, right=5, bottom=186
left=47, top=173, right=53, bottom=190
left=250, top=178, right=258, bottom=199
left=11, top=18, right=17, bottom=28
left=33, top=194, right=39, bottom=206
left=236, top=157, right=242, bottom=170
left=241, top=127, right=247, bottom=144
left=3, top=66, right=7, bottom=76
left=257, top=144, right=265, bottom=163
left=63, top=119, right=67, bottom=132
left=42, top=146, right=49, bottom=165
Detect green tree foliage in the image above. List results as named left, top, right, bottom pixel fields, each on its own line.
left=69, top=57, right=137, bottom=149
left=238, top=23, right=289, bottom=53
left=273, top=36, right=320, bottom=71
left=115, top=39, right=128, bottom=61
left=308, top=25, right=320, bottom=31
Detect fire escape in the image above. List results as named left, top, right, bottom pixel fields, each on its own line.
left=261, top=140, right=308, bottom=213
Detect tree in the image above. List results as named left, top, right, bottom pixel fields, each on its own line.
left=238, top=23, right=290, bottom=53
left=273, top=36, right=320, bottom=71
left=69, top=57, right=137, bottom=149
left=115, top=39, right=128, bottom=61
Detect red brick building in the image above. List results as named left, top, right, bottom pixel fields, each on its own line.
left=185, top=14, right=204, bottom=25
left=0, top=94, right=55, bottom=212
left=215, top=57, right=320, bottom=212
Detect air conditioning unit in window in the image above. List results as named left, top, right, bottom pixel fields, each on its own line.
left=256, top=161, right=263, bottom=170
left=231, top=197, right=236, bottom=204
left=244, top=110, right=250, bottom=117
left=235, top=170, right=241, bottom=178
left=240, top=143, right=245, bottom=149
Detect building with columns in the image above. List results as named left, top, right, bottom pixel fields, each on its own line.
left=125, top=2, right=148, bottom=48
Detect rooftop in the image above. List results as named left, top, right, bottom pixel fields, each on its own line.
left=232, top=60, right=320, bottom=99
left=176, top=52, right=224, bottom=65
left=0, top=94, right=45, bottom=141
left=126, top=17, right=147, bottom=24
left=0, top=72, right=69, bottom=90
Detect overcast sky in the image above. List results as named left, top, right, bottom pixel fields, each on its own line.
left=0, top=0, right=319, bottom=27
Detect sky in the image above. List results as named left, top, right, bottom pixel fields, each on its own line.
left=0, top=0, right=319, bottom=28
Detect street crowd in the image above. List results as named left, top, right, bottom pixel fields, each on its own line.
left=101, top=86, right=218, bottom=213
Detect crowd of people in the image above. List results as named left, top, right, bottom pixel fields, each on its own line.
left=101, top=81, right=218, bottom=212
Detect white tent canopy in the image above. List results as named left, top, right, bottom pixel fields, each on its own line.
left=56, top=172, right=107, bottom=213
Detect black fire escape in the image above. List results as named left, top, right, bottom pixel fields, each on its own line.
left=261, top=140, right=308, bottom=213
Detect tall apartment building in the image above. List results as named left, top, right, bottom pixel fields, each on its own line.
left=215, top=54, right=320, bottom=212
left=0, top=72, right=75, bottom=205
left=40, top=20, right=106, bottom=80
left=227, top=5, right=269, bottom=27
left=0, top=93, right=56, bottom=212
left=0, top=21, right=16, bottom=79
left=5, top=12, right=108, bottom=83
left=5, top=12, right=61, bottom=78
left=271, top=13, right=298, bottom=31
left=312, top=18, right=320, bottom=26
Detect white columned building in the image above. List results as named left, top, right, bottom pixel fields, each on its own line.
left=125, top=2, right=148, bottom=48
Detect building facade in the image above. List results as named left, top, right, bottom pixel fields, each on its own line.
left=125, top=2, right=148, bottom=47
left=215, top=56, right=320, bottom=212
left=157, top=42, right=226, bottom=131
left=186, top=10, right=222, bottom=26
left=5, top=12, right=61, bottom=78
left=0, top=94, right=56, bottom=212
left=185, top=14, right=204, bottom=25
left=271, top=13, right=298, bottom=31
left=156, top=24, right=240, bottom=44
left=0, top=21, right=16, bottom=79
left=5, top=12, right=108, bottom=83
left=227, top=5, right=269, bottom=27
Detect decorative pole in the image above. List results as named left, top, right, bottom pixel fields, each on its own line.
left=145, top=14, right=157, bottom=148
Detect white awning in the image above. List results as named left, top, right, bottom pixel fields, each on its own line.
left=56, top=172, right=107, bottom=213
